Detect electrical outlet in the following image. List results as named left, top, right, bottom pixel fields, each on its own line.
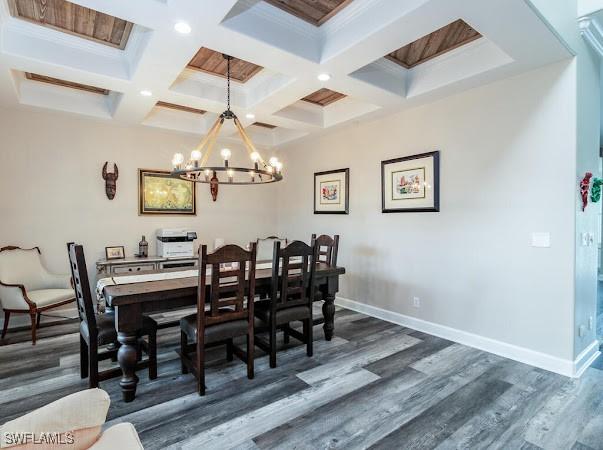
left=412, top=297, right=421, bottom=308
left=589, top=316, right=593, bottom=331
left=578, top=325, right=585, bottom=337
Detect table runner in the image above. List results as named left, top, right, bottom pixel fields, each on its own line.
left=95, top=262, right=275, bottom=312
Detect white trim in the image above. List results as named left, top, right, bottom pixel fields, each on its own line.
left=335, top=296, right=599, bottom=378
left=573, top=340, right=601, bottom=377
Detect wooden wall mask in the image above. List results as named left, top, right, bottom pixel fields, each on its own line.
left=102, top=162, right=119, bottom=200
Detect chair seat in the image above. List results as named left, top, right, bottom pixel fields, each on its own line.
left=254, top=303, right=311, bottom=326
left=27, top=288, right=74, bottom=308
left=80, top=314, right=156, bottom=346
left=180, top=314, right=249, bottom=344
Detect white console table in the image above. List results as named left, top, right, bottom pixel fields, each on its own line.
left=96, top=255, right=198, bottom=276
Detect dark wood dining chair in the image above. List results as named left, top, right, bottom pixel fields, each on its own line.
left=67, top=243, right=157, bottom=389
left=310, top=234, right=340, bottom=326
left=179, top=243, right=257, bottom=396
left=310, top=234, right=339, bottom=267
left=254, top=240, right=317, bottom=368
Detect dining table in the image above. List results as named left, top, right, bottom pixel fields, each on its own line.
left=102, top=261, right=345, bottom=402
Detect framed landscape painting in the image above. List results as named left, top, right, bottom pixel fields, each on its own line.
left=381, top=151, right=439, bottom=213
left=138, top=169, right=196, bottom=215
left=314, top=168, right=349, bottom=214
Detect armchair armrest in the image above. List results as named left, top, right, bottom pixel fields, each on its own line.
left=0, top=389, right=110, bottom=449
left=0, top=282, right=34, bottom=310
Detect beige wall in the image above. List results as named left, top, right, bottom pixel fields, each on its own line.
left=0, top=107, right=278, bottom=282
left=276, top=61, right=578, bottom=361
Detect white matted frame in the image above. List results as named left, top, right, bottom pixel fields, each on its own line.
left=381, top=151, right=440, bottom=213
left=314, top=168, right=349, bottom=214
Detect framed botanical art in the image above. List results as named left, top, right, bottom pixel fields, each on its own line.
left=314, top=168, right=349, bottom=214
left=381, top=151, right=439, bottom=213
left=138, top=169, right=196, bottom=215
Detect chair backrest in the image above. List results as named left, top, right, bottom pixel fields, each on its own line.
left=310, top=234, right=339, bottom=266
left=256, top=236, right=287, bottom=262
left=67, top=243, right=96, bottom=330
left=270, top=240, right=317, bottom=311
left=198, top=243, right=257, bottom=330
left=0, top=246, right=49, bottom=291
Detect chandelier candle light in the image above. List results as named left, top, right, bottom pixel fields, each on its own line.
left=170, top=54, right=283, bottom=200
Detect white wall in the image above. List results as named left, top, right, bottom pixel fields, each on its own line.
left=276, top=61, right=578, bottom=362
left=530, top=0, right=601, bottom=359
left=0, top=107, right=278, bottom=326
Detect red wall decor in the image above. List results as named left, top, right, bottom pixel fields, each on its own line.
left=580, top=172, right=592, bottom=211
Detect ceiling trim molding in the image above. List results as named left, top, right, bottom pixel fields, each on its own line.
left=579, top=16, right=603, bottom=57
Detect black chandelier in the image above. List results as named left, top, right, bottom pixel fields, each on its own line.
left=170, top=54, right=283, bottom=187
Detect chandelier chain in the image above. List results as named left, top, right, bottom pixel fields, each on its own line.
left=226, top=56, right=231, bottom=112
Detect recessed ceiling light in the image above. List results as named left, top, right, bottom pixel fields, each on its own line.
left=140, top=90, right=153, bottom=97
left=246, top=113, right=255, bottom=119
left=317, top=73, right=331, bottom=81
left=174, top=21, right=192, bottom=34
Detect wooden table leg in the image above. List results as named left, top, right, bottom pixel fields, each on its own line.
left=117, top=331, right=139, bottom=402
left=321, top=276, right=339, bottom=341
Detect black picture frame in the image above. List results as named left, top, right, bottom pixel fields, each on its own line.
left=381, top=151, right=440, bottom=213
left=314, top=168, right=349, bottom=215
left=105, top=246, right=125, bottom=260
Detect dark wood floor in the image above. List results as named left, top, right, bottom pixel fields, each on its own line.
left=1, top=306, right=602, bottom=450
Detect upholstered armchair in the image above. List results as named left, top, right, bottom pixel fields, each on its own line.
left=0, top=246, right=75, bottom=344
left=0, top=388, right=143, bottom=449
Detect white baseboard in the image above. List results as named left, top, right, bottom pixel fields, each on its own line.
left=573, top=340, right=601, bottom=378
left=335, top=296, right=599, bottom=378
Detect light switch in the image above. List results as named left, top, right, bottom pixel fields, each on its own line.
left=531, top=232, right=550, bottom=248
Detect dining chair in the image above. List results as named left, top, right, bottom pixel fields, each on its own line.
left=254, top=240, right=317, bottom=368
left=256, top=236, right=288, bottom=262
left=179, top=243, right=257, bottom=396
left=310, top=234, right=339, bottom=267
left=0, top=246, right=75, bottom=345
left=67, top=243, right=157, bottom=389
left=310, top=234, right=340, bottom=326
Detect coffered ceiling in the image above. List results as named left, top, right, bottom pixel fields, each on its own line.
left=187, top=47, right=263, bottom=83
left=302, top=88, right=346, bottom=106
left=0, top=0, right=572, bottom=148
left=8, top=0, right=132, bottom=49
left=386, top=19, right=481, bottom=69
left=263, top=0, right=353, bottom=26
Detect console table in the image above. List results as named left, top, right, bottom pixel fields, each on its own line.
left=96, top=255, right=198, bottom=276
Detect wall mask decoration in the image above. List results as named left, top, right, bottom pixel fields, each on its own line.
left=139, top=169, right=196, bottom=215
left=102, top=162, right=119, bottom=200
left=314, top=168, right=349, bottom=214
left=580, top=172, right=592, bottom=211
left=381, top=151, right=440, bottom=213
left=590, top=177, right=602, bottom=204
left=210, top=171, right=219, bottom=202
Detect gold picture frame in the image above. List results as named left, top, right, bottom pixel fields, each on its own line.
left=138, top=169, right=196, bottom=215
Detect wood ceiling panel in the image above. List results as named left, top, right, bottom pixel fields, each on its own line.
left=8, top=0, right=133, bottom=49
left=386, top=19, right=481, bottom=69
left=156, top=101, right=205, bottom=115
left=187, top=48, right=263, bottom=83
left=25, top=72, right=109, bottom=95
left=301, top=88, right=346, bottom=106
left=264, top=0, right=354, bottom=26
left=252, top=122, right=277, bottom=129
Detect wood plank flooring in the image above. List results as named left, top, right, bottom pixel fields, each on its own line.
left=1, top=305, right=602, bottom=450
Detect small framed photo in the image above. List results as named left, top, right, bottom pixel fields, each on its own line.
left=105, top=246, right=125, bottom=260
left=314, top=168, right=349, bottom=214
left=381, top=151, right=440, bottom=213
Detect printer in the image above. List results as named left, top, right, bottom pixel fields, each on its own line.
left=156, top=228, right=197, bottom=258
